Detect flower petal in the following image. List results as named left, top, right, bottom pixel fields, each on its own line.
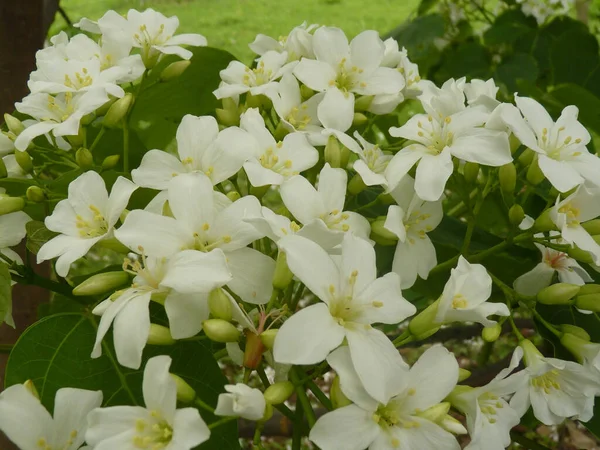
left=165, top=291, right=209, bottom=339
left=226, top=247, right=275, bottom=304
left=309, top=405, right=380, bottom=450
left=143, top=355, right=177, bottom=421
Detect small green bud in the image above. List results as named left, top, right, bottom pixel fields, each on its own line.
left=440, top=415, right=468, bottom=435
left=300, top=85, right=314, bottom=100
left=533, top=209, right=557, bottom=232
left=81, top=112, right=96, bottom=126
left=509, top=134, right=521, bottom=154
left=499, top=163, right=517, bottom=194
left=508, top=204, right=525, bottom=226
left=226, top=191, right=241, bottom=202
left=482, top=323, right=502, bottom=342
left=160, top=60, right=191, bottom=82
left=95, top=97, right=117, bottom=117
left=520, top=339, right=544, bottom=366
left=4, top=113, right=24, bottom=135
left=250, top=184, right=270, bottom=199
left=202, top=319, right=240, bottom=343
left=579, top=284, right=600, bottom=295
left=458, top=368, right=471, bottom=382
left=67, top=133, right=84, bottom=148
left=324, top=135, right=349, bottom=168
left=574, top=293, right=600, bottom=312
left=0, top=196, right=25, bottom=215
left=408, top=300, right=441, bottom=338
left=463, top=162, right=479, bottom=184
left=517, top=148, right=535, bottom=166
left=558, top=324, right=590, bottom=341
left=537, top=283, right=580, bottom=305
left=264, top=381, right=294, bottom=405
left=560, top=332, right=588, bottom=363
left=103, top=93, right=134, bottom=128
left=23, top=380, right=40, bottom=400
left=273, top=251, right=294, bottom=290
left=261, top=402, right=274, bottom=422
left=76, top=148, right=94, bottom=169
left=101, top=154, right=120, bottom=170
left=222, top=97, right=238, bottom=111
left=246, top=93, right=263, bottom=109
left=330, top=375, right=352, bottom=409
left=170, top=374, right=196, bottom=403
left=14, top=150, right=33, bottom=173
left=415, top=402, right=450, bottom=423
left=208, top=288, right=232, bottom=321
left=352, top=112, right=368, bottom=127
left=567, top=245, right=595, bottom=264
left=73, top=271, right=130, bottom=296
left=274, top=121, right=290, bottom=141
left=26, top=186, right=45, bottom=203
left=371, top=216, right=398, bottom=244
left=378, top=192, right=396, bottom=205
left=260, top=329, right=277, bottom=350
left=582, top=219, right=600, bottom=235
left=0, top=158, right=7, bottom=178
left=216, top=108, right=240, bottom=126
left=244, top=331, right=265, bottom=369
left=354, top=95, right=374, bottom=111
left=347, top=173, right=367, bottom=195
left=526, top=155, right=545, bottom=185
left=147, top=324, right=176, bottom=346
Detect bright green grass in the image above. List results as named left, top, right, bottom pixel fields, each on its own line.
left=52, top=0, right=419, bottom=63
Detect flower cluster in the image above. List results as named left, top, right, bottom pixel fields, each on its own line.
left=1, top=7, right=600, bottom=450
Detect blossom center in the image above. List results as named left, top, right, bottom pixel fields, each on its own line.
left=539, top=126, right=582, bottom=160
left=320, top=209, right=350, bottom=232
left=417, top=115, right=453, bottom=154
left=403, top=209, right=432, bottom=244
left=285, top=104, right=312, bottom=130
left=36, top=429, right=78, bottom=450
left=193, top=225, right=232, bottom=252
left=75, top=204, right=109, bottom=238
left=243, top=61, right=273, bottom=86
left=544, top=250, right=569, bottom=270
left=46, top=93, right=75, bottom=122
left=132, top=411, right=173, bottom=449
left=531, top=369, right=561, bottom=394
left=451, top=293, right=469, bottom=309
left=64, top=69, right=93, bottom=90
left=373, top=403, right=420, bottom=431
left=477, top=392, right=505, bottom=424
left=363, top=146, right=388, bottom=173
left=330, top=58, right=365, bottom=92
left=558, top=202, right=581, bottom=227
left=259, top=142, right=295, bottom=175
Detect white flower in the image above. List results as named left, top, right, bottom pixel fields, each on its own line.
left=464, top=78, right=500, bottom=112
left=249, top=22, right=316, bottom=61
left=310, top=345, right=461, bottom=450
left=314, top=86, right=361, bottom=151
left=239, top=108, right=318, bottom=186
left=514, top=235, right=592, bottom=296
left=91, top=250, right=231, bottom=369
left=86, top=355, right=210, bottom=450
left=37, top=171, right=137, bottom=277
left=510, top=342, right=600, bottom=425
left=280, top=164, right=371, bottom=241
left=0, top=384, right=102, bottom=450
left=351, top=132, right=393, bottom=187
left=550, top=184, right=600, bottom=265
left=215, top=384, right=266, bottom=421
left=14, top=91, right=110, bottom=151
left=274, top=234, right=416, bottom=403
left=436, top=256, right=510, bottom=327
left=384, top=176, right=443, bottom=288
left=213, top=51, right=291, bottom=100
left=132, top=115, right=253, bottom=189
left=502, top=95, right=600, bottom=192
left=115, top=173, right=275, bottom=304
left=386, top=78, right=511, bottom=201
left=450, top=351, right=527, bottom=450
left=78, top=9, right=207, bottom=67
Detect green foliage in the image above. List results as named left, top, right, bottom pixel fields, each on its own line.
left=0, top=263, right=12, bottom=327
left=25, top=221, right=58, bottom=255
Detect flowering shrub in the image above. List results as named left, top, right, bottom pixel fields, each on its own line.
left=0, top=3, right=600, bottom=450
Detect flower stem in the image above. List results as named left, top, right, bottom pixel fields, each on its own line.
left=306, top=379, right=332, bottom=410
left=290, top=367, right=316, bottom=428
left=208, top=415, right=236, bottom=430
left=256, top=365, right=295, bottom=420
left=89, top=127, right=106, bottom=153
left=194, top=397, right=215, bottom=414
left=510, top=431, right=552, bottom=450
left=122, top=119, right=130, bottom=172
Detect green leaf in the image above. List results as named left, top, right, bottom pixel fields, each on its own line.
left=548, top=83, right=600, bottom=136
left=5, top=313, right=239, bottom=449
left=0, top=263, right=12, bottom=327
left=25, top=221, right=58, bottom=255
left=435, top=41, right=491, bottom=84
left=417, top=0, right=439, bottom=15
left=0, top=177, right=36, bottom=196
left=495, top=52, right=539, bottom=93
left=483, top=9, right=536, bottom=47
left=551, top=30, right=600, bottom=90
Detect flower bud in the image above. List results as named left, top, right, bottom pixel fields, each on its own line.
left=537, top=283, right=580, bottom=305
left=574, top=293, right=600, bottom=312
left=170, top=374, right=196, bottom=403
left=147, top=324, right=176, bottom=346
left=458, top=368, right=471, bottom=382
left=499, top=163, right=516, bottom=194
left=378, top=192, right=396, bottom=205
left=582, top=219, right=600, bottom=235
left=23, top=380, right=40, bottom=400
left=264, top=381, right=294, bottom=405
left=508, top=204, right=524, bottom=226
left=260, top=329, right=277, bottom=350
left=567, top=245, right=595, bottom=264
left=352, top=112, right=368, bottom=127
left=533, top=209, right=557, bottom=232
left=4, top=114, right=24, bottom=135
left=354, top=95, right=374, bottom=111
left=0, top=196, right=25, bottom=215
left=482, top=323, right=502, bottom=342
left=273, top=251, right=294, bottom=290
left=408, top=300, right=441, bottom=338
left=81, top=112, right=96, bottom=126
left=97, top=237, right=130, bottom=253
left=370, top=217, right=398, bottom=246
left=0, top=158, right=7, bottom=179
left=509, top=134, right=521, bottom=154
left=440, top=415, right=468, bottom=435
left=300, top=85, right=314, bottom=100
left=330, top=375, right=352, bottom=409
left=558, top=324, right=590, bottom=341
left=246, top=93, right=263, bottom=109
left=580, top=284, right=600, bottom=295
left=250, top=184, right=269, bottom=199
left=160, top=60, right=191, bottom=82
left=208, top=288, right=232, bottom=321
left=73, top=271, right=130, bottom=296
left=415, top=402, right=450, bottom=423
left=517, top=148, right=535, bottom=166
left=526, top=155, right=545, bottom=185
left=101, top=154, right=120, bottom=170
left=96, top=97, right=117, bottom=117
left=67, top=133, right=84, bottom=148
left=347, top=173, right=367, bottom=195
left=324, top=135, right=349, bottom=168
left=76, top=148, right=94, bottom=169
left=216, top=108, right=240, bottom=126
left=103, top=93, right=134, bottom=129
left=226, top=191, right=241, bottom=202
left=261, top=402, right=274, bottom=422
left=560, top=332, right=588, bottom=363
left=243, top=331, right=265, bottom=369
left=520, top=339, right=544, bottom=367
left=26, top=186, right=45, bottom=203
left=222, top=97, right=237, bottom=112
left=463, top=162, right=479, bottom=184
left=14, top=150, right=33, bottom=173
left=202, top=319, right=240, bottom=343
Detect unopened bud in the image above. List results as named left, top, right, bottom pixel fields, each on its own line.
left=574, top=293, right=600, bottom=312
left=260, top=329, right=277, bottom=350
left=4, top=114, right=24, bottom=135
left=482, top=323, right=502, bottom=342
left=517, top=148, right=535, bottom=166
left=582, top=219, right=600, bottom=235
left=263, top=381, right=294, bottom=405
left=352, top=112, right=368, bottom=126
left=147, top=324, right=176, bottom=346
left=250, top=184, right=269, bottom=199
left=170, top=374, right=196, bottom=403
left=533, top=209, right=557, bottom=232
left=96, top=97, right=117, bottom=117
left=520, top=339, right=544, bottom=366
left=378, top=192, right=396, bottom=205
left=14, top=150, right=32, bottom=173
left=526, top=155, right=545, bottom=185
left=579, top=284, right=600, bottom=295
left=226, top=191, right=241, bottom=202
left=103, top=93, right=134, bottom=128
left=202, top=319, right=240, bottom=343
left=300, top=85, right=314, bottom=100
left=440, top=415, right=468, bottom=435
left=330, top=375, right=352, bottom=409
left=23, top=380, right=40, bottom=400
left=560, top=332, right=588, bottom=363
left=243, top=331, right=265, bottom=369
left=558, top=324, right=590, bottom=341
left=537, top=283, right=580, bottom=305
left=76, top=148, right=94, bottom=169
left=208, top=288, right=232, bottom=321
left=463, top=162, right=479, bottom=184
left=499, top=163, right=516, bottom=194
left=273, top=251, right=294, bottom=290
left=415, top=402, right=450, bottom=423
left=509, top=134, right=521, bottom=154
left=67, top=134, right=84, bottom=148
left=0, top=196, right=25, bottom=215
left=324, top=135, right=349, bottom=168
left=246, top=93, right=263, bottom=109
left=160, top=60, right=191, bottom=82
left=354, top=95, right=374, bottom=111
left=508, top=204, right=524, bottom=226
left=222, top=97, right=237, bottom=111
left=408, top=300, right=440, bottom=338
left=347, top=173, right=367, bottom=195
left=0, top=158, right=7, bottom=179
left=261, top=403, right=274, bottom=422
left=216, top=108, right=240, bottom=126
left=567, top=245, right=595, bottom=264
left=73, top=271, right=130, bottom=296
left=458, top=368, right=471, bottom=382
left=371, top=217, right=398, bottom=246
left=26, top=186, right=45, bottom=203
left=101, top=154, right=120, bottom=170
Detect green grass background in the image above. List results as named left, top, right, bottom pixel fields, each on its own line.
left=52, top=0, right=419, bottom=63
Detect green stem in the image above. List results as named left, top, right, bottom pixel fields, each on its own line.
left=194, top=397, right=215, bottom=414
left=461, top=217, right=476, bottom=256
left=306, top=379, right=332, bottom=410
left=253, top=422, right=265, bottom=448
left=291, top=395, right=303, bottom=450
left=266, top=288, right=280, bottom=314
left=213, top=348, right=228, bottom=360
left=289, top=283, right=305, bottom=311
left=510, top=431, right=552, bottom=450
left=89, top=127, right=106, bottom=153
left=529, top=307, right=563, bottom=338
left=208, top=416, right=237, bottom=430
left=476, top=341, right=494, bottom=367
left=392, top=329, right=411, bottom=346
left=122, top=120, right=130, bottom=172
left=290, top=367, right=316, bottom=428
left=11, top=271, right=81, bottom=302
